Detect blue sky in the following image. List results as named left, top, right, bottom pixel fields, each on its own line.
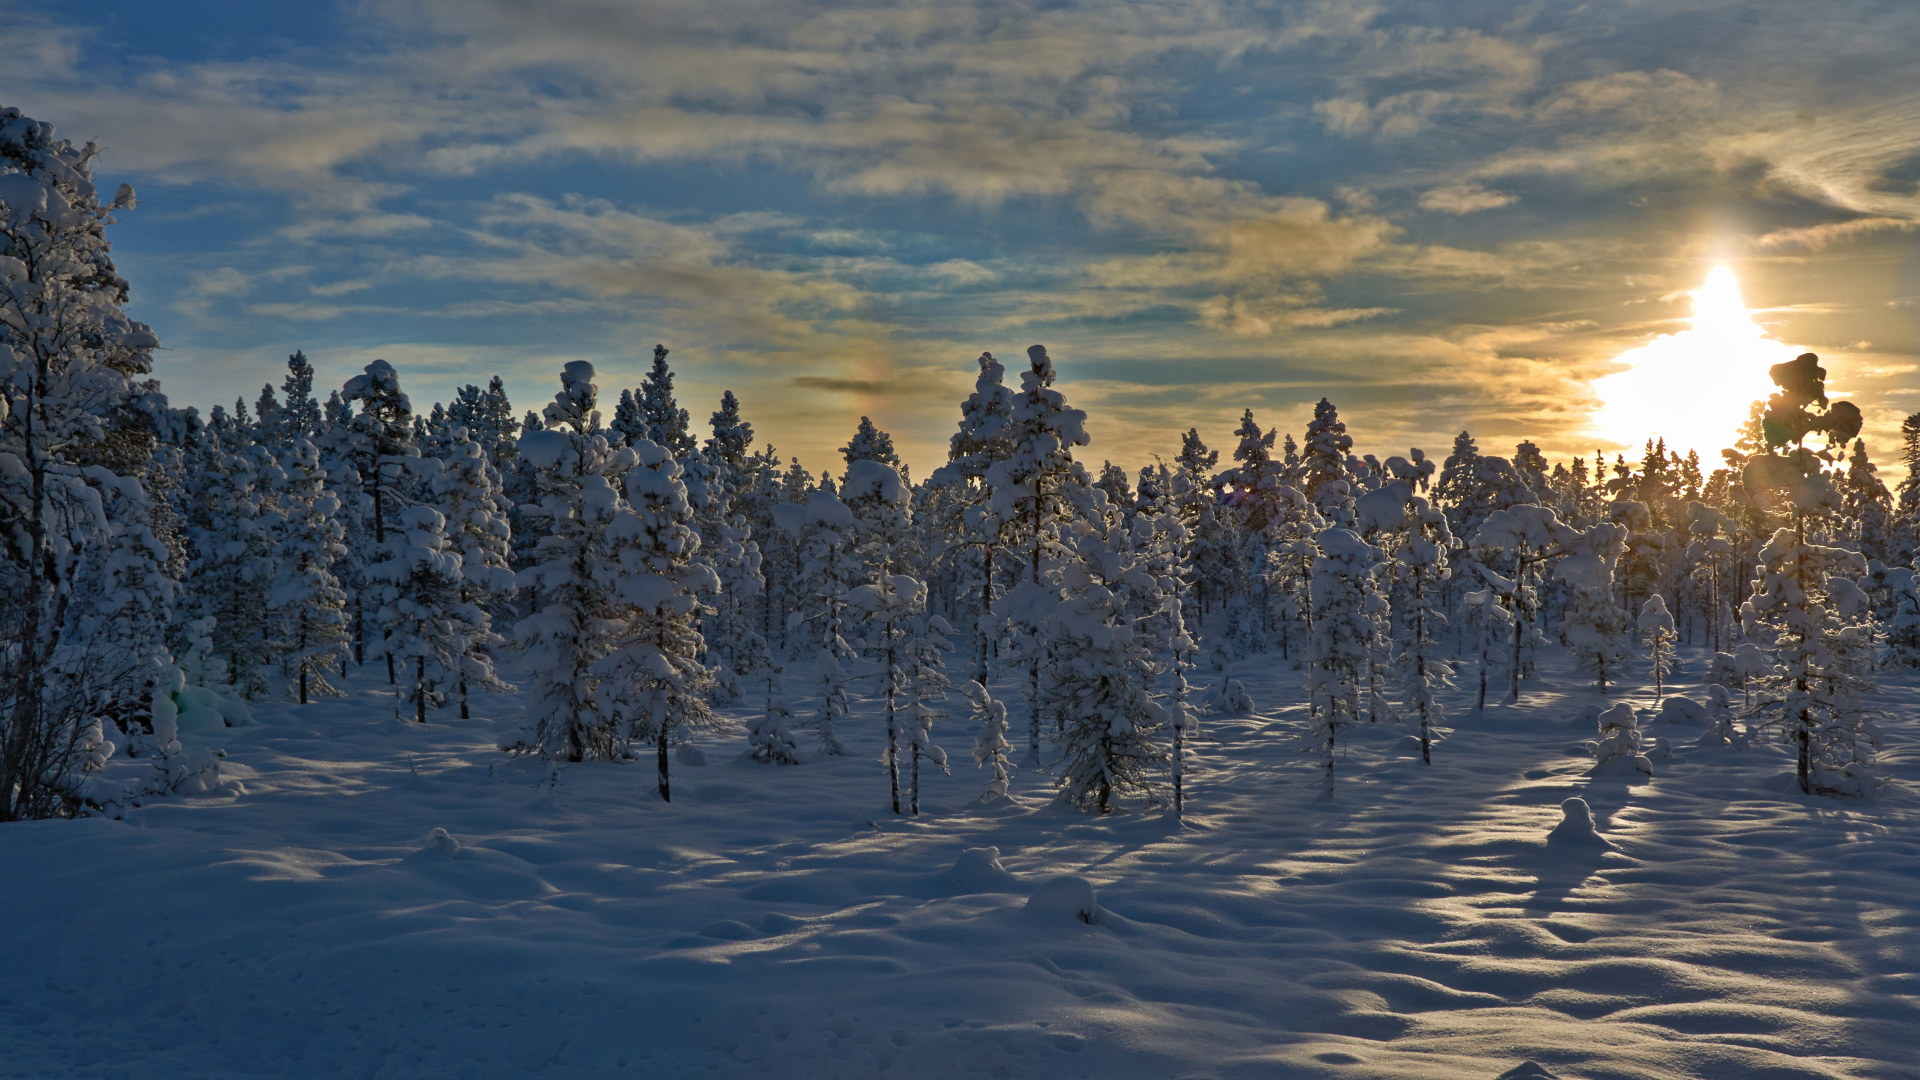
left=6, top=0, right=1918, bottom=476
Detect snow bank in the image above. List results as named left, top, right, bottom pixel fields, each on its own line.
left=1026, top=874, right=1099, bottom=924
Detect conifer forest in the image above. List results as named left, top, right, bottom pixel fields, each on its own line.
left=6, top=102, right=1920, bottom=1079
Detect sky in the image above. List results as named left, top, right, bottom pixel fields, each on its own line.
left=5, top=0, right=1918, bottom=479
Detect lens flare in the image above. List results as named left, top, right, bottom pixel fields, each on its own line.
left=1591, top=265, right=1791, bottom=459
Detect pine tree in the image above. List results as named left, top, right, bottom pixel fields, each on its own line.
left=1358, top=479, right=1456, bottom=764
left=1558, top=522, right=1631, bottom=692
left=739, top=634, right=799, bottom=765
left=503, top=362, right=640, bottom=763
left=1638, top=594, right=1677, bottom=698
left=1048, top=525, right=1168, bottom=813
left=0, top=107, right=165, bottom=818
left=264, top=350, right=322, bottom=451
left=1301, top=398, right=1354, bottom=517
left=1739, top=352, right=1878, bottom=795
left=267, top=438, right=350, bottom=703
left=602, top=436, right=720, bottom=802
left=1840, top=439, right=1892, bottom=562
left=184, top=440, right=278, bottom=699
left=341, top=358, right=425, bottom=683
left=637, top=344, right=695, bottom=457
left=370, top=506, right=471, bottom=724
left=935, top=352, right=1016, bottom=683
left=964, top=679, right=1014, bottom=800
left=706, top=390, right=755, bottom=487
left=448, top=376, right=517, bottom=467
left=435, top=428, right=517, bottom=716
left=988, top=345, right=1090, bottom=761
left=1303, top=528, right=1382, bottom=795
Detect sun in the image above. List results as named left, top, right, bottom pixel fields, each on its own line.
left=1591, top=265, right=1793, bottom=461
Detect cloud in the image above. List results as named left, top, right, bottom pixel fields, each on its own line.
left=1418, top=183, right=1516, bottom=215
left=14, top=0, right=1920, bottom=473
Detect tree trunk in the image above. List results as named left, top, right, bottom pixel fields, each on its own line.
left=658, top=728, right=671, bottom=802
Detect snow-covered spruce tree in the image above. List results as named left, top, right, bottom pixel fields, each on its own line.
left=808, top=644, right=853, bottom=757
left=1638, top=594, right=1677, bottom=698
left=1557, top=522, right=1631, bottom=692
left=1219, top=408, right=1281, bottom=653
left=932, top=352, right=1015, bottom=684
left=1469, top=504, right=1568, bottom=704
left=608, top=388, right=645, bottom=447
left=370, top=506, right=472, bottom=724
left=447, top=375, right=517, bottom=468
left=901, top=608, right=954, bottom=816
left=1740, top=352, right=1879, bottom=795
left=1301, top=398, right=1355, bottom=525
left=1357, top=479, right=1455, bottom=764
left=1840, top=438, right=1892, bottom=562
left=341, top=358, right=428, bottom=683
left=434, top=428, right=517, bottom=716
left=848, top=573, right=924, bottom=813
left=267, top=438, right=349, bottom=703
left=261, top=350, right=321, bottom=453
left=793, top=486, right=863, bottom=656
left=851, top=577, right=955, bottom=815
left=1047, top=524, right=1168, bottom=814
left=64, top=472, right=177, bottom=754
left=1458, top=569, right=1514, bottom=711
left=601, top=436, right=720, bottom=802
left=963, top=679, right=1014, bottom=800
left=183, top=440, right=278, bottom=699
left=989, top=344, right=1089, bottom=761
left=843, top=452, right=910, bottom=579
left=738, top=632, right=799, bottom=765
left=503, top=361, right=639, bottom=764
left=1892, top=411, right=1920, bottom=563
left=636, top=344, right=696, bottom=457
left=1303, top=527, right=1383, bottom=795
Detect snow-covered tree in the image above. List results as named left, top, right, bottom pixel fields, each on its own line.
left=964, top=679, right=1014, bottom=800
left=1047, top=525, right=1168, bottom=813
left=739, top=634, right=799, bottom=765
left=636, top=344, right=695, bottom=457
left=434, top=429, right=516, bottom=716
left=600, top=436, right=720, bottom=801
left=447, top=376, right=517, bottom=467
left=341, top=358, right=429, bottom=683
left=370, top=506, right=471, bottom=724
left=1638, top=594, right=1677, bottom=698
left=267, top=438, right=349, bottom=703
left=183, top=441, right=278, bottom=699
left=849, top=573, right=923, bottom=813
left=1556, top=522, right=1629, bottom=692
left=1303, top=528, right=1382, bottom=794
left=989, top=345, right=1090, bottom=760
left=1358, top=479, right=1455, bottom=764
left=1739, top=352, right=1878, bottom=795
left=503, top=362, right=639, bottom=764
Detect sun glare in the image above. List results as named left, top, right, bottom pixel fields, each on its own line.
left=1591, top=265, right=1791, bottom=460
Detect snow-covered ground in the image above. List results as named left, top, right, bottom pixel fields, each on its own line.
left=6, top=649, right=1919, bottom=1080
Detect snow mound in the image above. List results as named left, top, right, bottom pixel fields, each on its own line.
left=1545, top=798, right=1614, bottom=849
left=674, top=744, right=707, bottom=766
left=1026, top=874, right=1099, bottom=924
left=932, top=847, right=1023, bottom=895
left=410, top=827, right=461, bottom=859
left=1658, top=696, right=1707, bottom=724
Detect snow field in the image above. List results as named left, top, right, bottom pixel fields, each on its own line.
left=4, top=646, right=1919, bottom=1080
